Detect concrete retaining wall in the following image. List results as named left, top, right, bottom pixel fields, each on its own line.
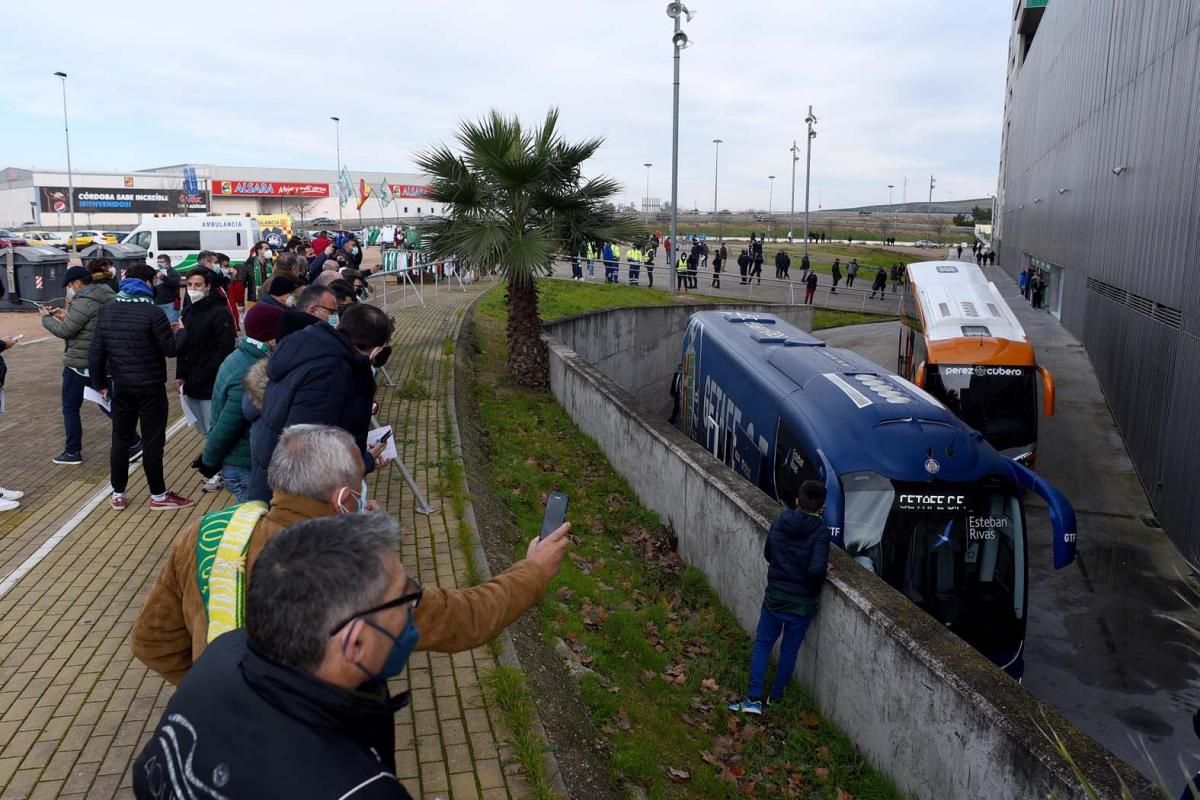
left=544, top=303, right=813, bottom=417
left=541, top=305, right=1154, bottom=800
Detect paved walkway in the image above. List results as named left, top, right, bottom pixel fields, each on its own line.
left=0, top=275, right=532, bottom=799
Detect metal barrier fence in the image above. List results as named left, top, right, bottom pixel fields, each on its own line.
left=367, top=250, right=481, bottom=310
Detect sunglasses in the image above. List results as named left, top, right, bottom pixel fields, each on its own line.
left=328, top=576, right=423, bottom=635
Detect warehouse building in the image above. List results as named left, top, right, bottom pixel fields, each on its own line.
left=0, top=164, right=438, bottom=229
left=995, top=0, right=1200, bottom=557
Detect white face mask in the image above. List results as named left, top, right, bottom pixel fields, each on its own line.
left=285, top=295, right=297, bottom=307
left=187, top=288, right=208, bottom=303
left=66, top=286, right=77, bottom=299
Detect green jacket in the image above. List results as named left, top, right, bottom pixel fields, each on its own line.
left=41, top=283, right=116, bottom=371
left=202, top=337, right=270, bottom=470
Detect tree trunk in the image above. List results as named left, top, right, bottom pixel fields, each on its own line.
left=505, top=281, right=549, bottom=389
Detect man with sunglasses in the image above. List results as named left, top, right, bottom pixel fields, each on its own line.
left=133, top=424, right=569, bottom=685
left=133, top=513, right=424, bottom=799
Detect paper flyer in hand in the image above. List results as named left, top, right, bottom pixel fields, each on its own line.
left=367, top=425, right=399, bottom=463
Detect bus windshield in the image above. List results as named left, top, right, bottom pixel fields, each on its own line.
left=925, top=365, right=1038, bottom=453
left=841, top=473, right=1025, bottom=667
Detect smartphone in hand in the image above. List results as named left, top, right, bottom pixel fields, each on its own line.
left=540, top=492, right=569, bottom=540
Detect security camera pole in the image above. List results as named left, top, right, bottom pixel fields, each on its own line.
left=667, top=3, right=693, bottom=265
left=803, top=106, right=817, bottom=257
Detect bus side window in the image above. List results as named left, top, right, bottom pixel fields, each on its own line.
left=773, top=420, right=820, bottom=507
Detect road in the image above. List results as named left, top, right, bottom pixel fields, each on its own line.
left=814, top=263, right=1200, bottom=782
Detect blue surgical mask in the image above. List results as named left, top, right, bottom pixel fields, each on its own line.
left=327, top=312, right=340, bottom=328
left=359, top=614, right=419, bottom=683
left=357, top=479, right=368, bottom=513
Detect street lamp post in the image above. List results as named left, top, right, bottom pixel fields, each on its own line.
left=789, top=141, right=799, bottom=241
left=767, top=175, right=775, bottom=240
left=711, top=138, right=722, bottom=239
left=803, top=106, right=818, bottom=257
left=53, top=71, right=75, bottom=239
left=667, top=3, right=694, bottom=263
left=643, top=162, right=653, bottom=223
left=331, top=116, right=342, bottom=229
left=888, top=184, right=894, bottom=206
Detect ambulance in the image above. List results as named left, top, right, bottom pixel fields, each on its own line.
left=121, top=216, right=262, bottom=271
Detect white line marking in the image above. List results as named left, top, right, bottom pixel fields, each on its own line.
left=0, top=416, right=191, bottom=600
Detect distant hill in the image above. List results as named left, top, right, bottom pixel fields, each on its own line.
left=833, top=197, right=992, bottom=215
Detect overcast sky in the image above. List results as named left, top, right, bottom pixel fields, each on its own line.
left=2, top=0, right=1010, bottom=211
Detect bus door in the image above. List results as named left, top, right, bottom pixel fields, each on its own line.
left=1008, top=460, right=1077, bottom=569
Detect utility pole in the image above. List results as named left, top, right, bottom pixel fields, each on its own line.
left=767, top=175, right=775, bottom=239
left=929, top=174, right=935, bottom=204
left=903, top=176, right=907, bottom=204
left=711, top=139, right=722, bottom=215
left=803, top=106, right=817, bottom=257
left=789, top=141, right=799, bottom=240
left=888, top=184, right=894, bottom=206
left=643, top=162, right=653, bottom=223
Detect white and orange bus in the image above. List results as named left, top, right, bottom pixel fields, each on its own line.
left=898, top=261, right=1055, bottom=466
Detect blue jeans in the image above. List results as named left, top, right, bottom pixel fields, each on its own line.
left=747, top=605, right=813, bottom=702
left=221, top=466, right=252, bottom=503
left=61, top=368, right=141, bottom=456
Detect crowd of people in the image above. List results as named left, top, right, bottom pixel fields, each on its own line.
left=16, top=232, right=375, bottom=512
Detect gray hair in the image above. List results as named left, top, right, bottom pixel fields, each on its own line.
left=246, top=513, right=400, bottom=671
left=267, top=424, right=361, bottom=501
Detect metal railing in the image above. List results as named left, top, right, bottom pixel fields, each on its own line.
left=366, top=251, right=481, bottom=310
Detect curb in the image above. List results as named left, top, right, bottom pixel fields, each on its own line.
left=444, top=293, right=569, bottom=798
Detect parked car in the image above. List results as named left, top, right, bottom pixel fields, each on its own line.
left=0, top=229, right=28, bottom=248
left=101, top=231, right=127, bottom=245
left=21, top=231, right=70, bottom=249
left=912, top=239, right=938, bottom=248
left=311, top=216, right=337, bottom=226
left=66, top=230, right=118, bottom=250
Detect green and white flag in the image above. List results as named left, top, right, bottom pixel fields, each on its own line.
left=378, top=179, right=394, bottom=207
left=336, top=168, right=353, bottom=205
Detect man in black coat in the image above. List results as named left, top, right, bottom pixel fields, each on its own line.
left=89, top=264, right=193, bottom=512
left=774, top=250, right=791, bottom=279
left=132, top=514, right=417, bottom=799
left=737, top=249, right=751, bottom=285
left=247, top=300, right=394, bottom=503
left=728, top=480, right=830, bottom=715
left=177, top=268, right=236, bottom=438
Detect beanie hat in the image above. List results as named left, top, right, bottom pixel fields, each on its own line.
left=244, top=302, right=284, bottom=343
left=268, top=275, right=298, bottom=296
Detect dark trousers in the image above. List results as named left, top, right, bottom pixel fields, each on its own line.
left=712, top=270, right=721, bottom=288
left=846, top=273, right=855, bottom=287
left=63, top=368, right=141, bottom=456
left=805, top=287, right=815, bottom=304
left=111, top=385, right=168, bottom=496
left=676, top=272, right=687, bottom=290
left=645, top=267, right=654, bottom=288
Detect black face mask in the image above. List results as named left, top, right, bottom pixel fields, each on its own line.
left=371, top=346, right=392, bottom=369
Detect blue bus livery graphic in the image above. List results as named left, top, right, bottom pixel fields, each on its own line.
left=677, top=311, right=1077, bottom=677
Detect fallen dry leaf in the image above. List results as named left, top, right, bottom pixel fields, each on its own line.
left=816, top=745, right=831, bottom=761
left=835, top=788, right=854, bottom=800
left=700, top=678, right=719, bottom=693
left=813, top=767, right=830, bottom=781
left=667, top=767, right=691, bottom=782
left=799, top=712, right=820, bottom=729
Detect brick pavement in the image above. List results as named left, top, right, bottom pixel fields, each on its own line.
left=0, top=273, right=537, bottom=799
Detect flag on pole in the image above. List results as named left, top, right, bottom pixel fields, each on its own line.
left=377, top=179, right=393, bottom=207
left=336, top=168, right=353, bottom=205
left=356, top=178, right=373, bottom=211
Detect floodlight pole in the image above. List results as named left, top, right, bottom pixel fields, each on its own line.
left=54, top=71, right=75, bottom=238
left=331, top=116, right=343, bottom=229
left=669, top=12, right=683, bottom=266
left=643, top=162, right=653, bottom=223
left=789, top=141, right=799, bottom=239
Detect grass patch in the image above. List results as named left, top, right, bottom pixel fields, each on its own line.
left=478, top=277, right=685, bottom=323
left=397, top=378, right=431, bottom=401
left=467, top=285, right=902, bottom=799
left=481, top=666, right=557, bottom=800
left=812, top=309, right=898, bottom=331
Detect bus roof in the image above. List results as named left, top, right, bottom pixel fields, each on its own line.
left=905, top=261, right=1027, bottom=344
left=689, top=311, right=1001, bottom=483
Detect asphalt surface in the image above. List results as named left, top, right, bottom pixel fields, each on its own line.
left=814, top=261, right=1200, bottom=782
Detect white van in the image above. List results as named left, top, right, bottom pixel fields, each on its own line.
left=122, top=216, right=261, bottom=271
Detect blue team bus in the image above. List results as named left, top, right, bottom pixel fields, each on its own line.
left=677, top=311, right=1077, bottom=677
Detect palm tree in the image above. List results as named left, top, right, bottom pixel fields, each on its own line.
left=416, top=108, right=641, bottom=389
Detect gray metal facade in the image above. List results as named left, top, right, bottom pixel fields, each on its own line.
left=996, top=0, right=1200, bottom=558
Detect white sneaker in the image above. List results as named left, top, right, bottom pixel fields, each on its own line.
left=0, top=498, right=19, bottom=512
left=202, top=474, right=224, bottom=493
left=0, top=487, right=23, bottom=501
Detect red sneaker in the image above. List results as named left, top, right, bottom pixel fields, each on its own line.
left=110, top=495, right=127, bottom=511
left=148, top=492, right=195, bottom=511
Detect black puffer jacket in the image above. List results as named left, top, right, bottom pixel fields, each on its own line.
left=247, top=322, right=376, bottom=502
left=764, top=509, right=831, bottom=598
left=176, top=295, right=235, bottom=400
left=131, top=630, right=412, bottom=799
left=89, top=289, right=185, bottom=391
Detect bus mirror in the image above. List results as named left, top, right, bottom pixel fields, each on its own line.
left=1008, top=460, right=1077, bottom=568
left=914, top=361, right=926, bottom=388
left=1038, top=365, right=1056, bottom=416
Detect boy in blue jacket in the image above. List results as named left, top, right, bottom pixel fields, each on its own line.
left=729, top=480, right=831, bottom=715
